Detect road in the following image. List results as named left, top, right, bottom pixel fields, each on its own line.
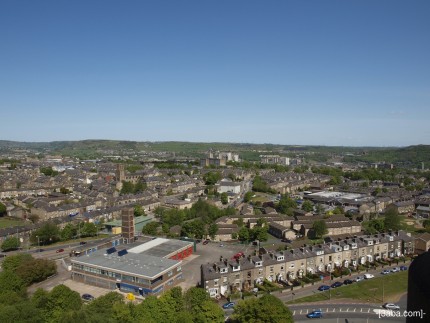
left=290, top=296, right=407, bottom=322
left=271, top=262, right=410, bottom=304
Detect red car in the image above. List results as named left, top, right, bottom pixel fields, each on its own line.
left=56, top=248, right=64, bottom=253
left=233, top=252, right=244, bottom=260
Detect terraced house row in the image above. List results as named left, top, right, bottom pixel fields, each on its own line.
left=201, top=230, right=414, bottom=298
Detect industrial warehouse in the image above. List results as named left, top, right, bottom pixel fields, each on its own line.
left=71, top=237, right=194, bottom=296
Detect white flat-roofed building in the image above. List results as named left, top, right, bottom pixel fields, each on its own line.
left=71, top=238, right=193, bottom=296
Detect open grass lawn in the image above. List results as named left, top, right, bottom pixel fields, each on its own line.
left=251, top=192, right=275, bottom=203
left=287, top=271, right=408, bottom=304
left=0, top=217, right=26, bottom=229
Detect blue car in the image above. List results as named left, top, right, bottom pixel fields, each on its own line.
left=400, top=265, right=408, bottom=271
left=318, top=285, right=330, bottom=291
left=331, top=281, right=343, bottom=288
left=222, top=302, right=235, bottom=309
left=307, top=310, right=323, bottom=318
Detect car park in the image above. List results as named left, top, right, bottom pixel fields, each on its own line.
left=400, top=265, right=408, bottom=271
left=222, top=302, right=235, bottom=309
left=307, top=310, right=323, bottom=318
left=318, top=285, right=330, bottom=291
left=381, top=269, right=390, bottom=275
left=383, top=303, right=400, bottom=310
left=81, top=293, right=95, bottom=301
left=391, top=267, right=400, bottom=273
left=364, top=273, right=374, bottom=279
left=343, top=279, right=354, bottom=285
left=331, top=281, right=343, bottom=288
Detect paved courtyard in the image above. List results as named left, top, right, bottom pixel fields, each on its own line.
left=179, top=241, right=256, bottom=290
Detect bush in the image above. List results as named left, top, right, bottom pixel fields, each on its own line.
left=229, top=292, right=242, bottom=301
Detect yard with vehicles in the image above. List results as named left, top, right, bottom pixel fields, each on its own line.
left=287, top=271, right=408, bottom=305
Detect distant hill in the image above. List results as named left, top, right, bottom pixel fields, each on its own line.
left=0, top=140, right=428, bottom=167
left=343, top=145, right=430, bottom=168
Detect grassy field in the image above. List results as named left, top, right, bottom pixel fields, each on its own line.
left=287, top=271, right=408, bottom=304
left=0, top=217, right=27, bottom=229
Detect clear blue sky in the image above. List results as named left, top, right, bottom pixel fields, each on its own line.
left=1, top=0, right=429, bottom=146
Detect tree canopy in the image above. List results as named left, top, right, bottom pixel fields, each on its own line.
left=384, top=208, right=402, bottom=231
left=312, top=220, right=328, bottom=239
left=230, top=294, right=293, bottom=323
left=0, top=202, right=6, bottom=216
left=1, top=236, right=20, bottom=251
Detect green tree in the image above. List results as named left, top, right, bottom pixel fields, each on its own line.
left=80, top=222, right=97, bottom=237
left=251, top=226, right=269, bottom=242
left=0, top=202, right=6, bottom=216
left=231, top=294, right=293, bottom=323
left=0, top=301, right=42, bottom=323
left=244, top=191, right=253, bottom=203
left=208, top=223, right=218, bottom=240
left=43, top=285, right=82, bottom=323
left=238, top=226, right=250, bottom=242
left=84, top=292, right=124, bottom=320
left=30, top=222, right=60, bottom=245
left=1, top=236, right=20, bottom=251
left=159, top=286, right=184, bottom=313
left=134, top=295, right=175, bottom=323
left=276, top=195, right=297, bottom=214
left=312, top=220, right=328, bottom=239
left=16, top=258, right=57, bottom=285
left=184, top=287, right=210, bottom=312
left=193, top=300, right=224, bottom=323
left=203, top=172, right=222, bottom=185
left=40, top=167, right=58, bottom=177
left=0, top=271, right=26, bottom=296
left=332, top=206, right=344, bottom=215
left=60, top=223, right=76, bottom=241
left=302, top=200, right=314, bottom=212
left=384, top=208, right=402, bottom=231
left=142, top=222, right=160, bottom=236
left=1, top=253, right=33, bottom=272
left=120, top=181, right=135, bottom=194
left=363, top=218, right=385, bottom=234
left=220, top=192, right=228, bottom=205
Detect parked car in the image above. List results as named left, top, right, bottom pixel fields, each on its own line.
left=381, top=269, right=390, bottom=275
left=343, top=279, right=354, bottom=285
left=391, top=267, right=400, bottom=273
left=81, top=293, right=95, bottom=301
left=79, top=241, right=87, bottom=245
left=307, top=310, right=323, bottom=318
left=331, top=281, right=343, bottom=288
left=400, top=265, right=408, bottom=271
left=355, top=276, right=365, bottom=282
left=318, top=285, right=330, bottom=291
left=364, top=274, right=375, bottom=279
left=203, top=240, right=209, bottom=245
left=222, top=302, right=235, bottom=309
left=232, top=252, right=244, bottom=260
left=219, top=243, right=224, bottom=247
left=383, top=303, right=400, bottom=310
left=56, top=248, right=64, bottom=253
